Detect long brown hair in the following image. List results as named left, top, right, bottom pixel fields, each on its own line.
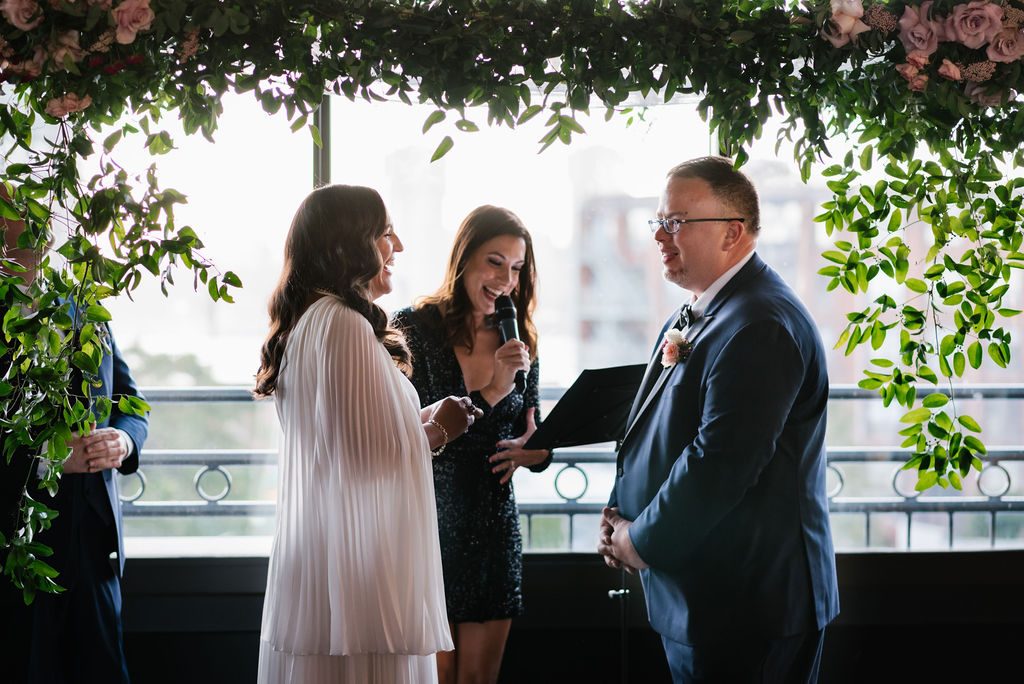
left=417, top=205, right=538, bottom=359
left=254, top=185, right=410, bottom=397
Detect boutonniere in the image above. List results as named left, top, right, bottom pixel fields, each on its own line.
left=660, top=329, right=693, bottom=367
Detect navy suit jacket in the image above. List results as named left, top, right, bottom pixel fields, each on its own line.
left=610, top=253, right=839, bottom=645
left=36, top=325, right=147, bottom=582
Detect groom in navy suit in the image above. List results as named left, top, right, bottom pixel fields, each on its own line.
left=598, top=157, right=839, bottom=683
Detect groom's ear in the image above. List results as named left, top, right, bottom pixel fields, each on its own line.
left=720, top=218, right=746, bottom=250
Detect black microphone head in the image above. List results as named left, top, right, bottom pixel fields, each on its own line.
left=494, top=295, right=516, bottom=321
left=493, top=295, right=519, bottom=344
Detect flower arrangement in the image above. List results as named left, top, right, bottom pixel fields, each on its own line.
left=0, top=0, right=158, bottom=117
left=660, top=329, right=693, bottom=368
left=821, top=0, right=1024, bottom=105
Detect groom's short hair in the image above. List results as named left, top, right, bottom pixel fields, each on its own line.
left=666, top=156, right=761, bottom=235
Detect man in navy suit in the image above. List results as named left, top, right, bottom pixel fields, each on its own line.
left=598, top=157, right=839, bottom=683
left=1, top=193, right=148, bottom=683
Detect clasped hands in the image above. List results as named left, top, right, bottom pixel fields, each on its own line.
left=597, top=506, right=648, bottom=574
left=63, top=425, right=131, bottom=474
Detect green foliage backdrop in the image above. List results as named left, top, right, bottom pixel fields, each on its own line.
left=2, top=0, right=1023, bottom=596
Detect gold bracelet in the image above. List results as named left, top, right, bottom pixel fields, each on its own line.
left=427, top=419, right=448, bottom=456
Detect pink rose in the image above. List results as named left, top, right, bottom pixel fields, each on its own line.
left=945, top=1, right=1003, bottom=49
left=49, top=30, right=86, bottom=69
left=895, top=63, right=920, bottom=81
left=908, top=73, right=929, bottom=91
left=112, top=0, right=154, bottom=45
left=898, top=2, right=946, bottom=56
left=0, top=0, right=42, bottom=31
left=938, top=58, right=963, bottom=80
left=964, top=82, right=1010, bottom=106
left=823, top=0, right=871, bottom=47
left=5, top=44, right=45, bottom=78
left=44, top=92, right=92, bottom=117
left=906, top=50, right=930, bottom=68
left=661, top=339, right=680, bottom=366
left=986, top=28, right=1024, bottom=63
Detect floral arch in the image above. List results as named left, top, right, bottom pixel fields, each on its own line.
left=1, top=0, right=1023, bottom=596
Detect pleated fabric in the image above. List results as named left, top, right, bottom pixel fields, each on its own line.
left=258, top=297, right=452, bottom=684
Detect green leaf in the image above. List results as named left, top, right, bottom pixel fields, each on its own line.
left=922, top=393, right=948, bottom=408
left=430, top=136, right=453, bottom=162
left=905, top=278, right=928, bottom=293
left=957, top=415, right=982, bottom=432
left=84, top=305, right=111, bottom=322
left=103, top=130, right=123, bottom=153
left=517, top=105, right=543, bottom=125
left=915, top=470, right=939, bottom=491
left=422, top=110, right=445, bottom=133
left=72, top=351, right=98, bottom=375
left=900, top=407, right=931, bottom=424
left=964, top=435, right=987, bottom=454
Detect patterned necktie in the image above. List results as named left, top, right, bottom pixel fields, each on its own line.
left=677, top=304, right=694, bottom=330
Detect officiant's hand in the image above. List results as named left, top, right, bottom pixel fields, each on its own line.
left=598, top=506, right=648, bottom=574
left=489, top=408, right=549, bottom=484
left=480, top=339, right=529, bottom=406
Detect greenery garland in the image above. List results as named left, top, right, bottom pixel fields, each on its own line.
left=1, top=0, right=1023, bottom=598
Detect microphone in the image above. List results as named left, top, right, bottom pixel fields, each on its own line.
left=494, top=295, right=526, bottom=394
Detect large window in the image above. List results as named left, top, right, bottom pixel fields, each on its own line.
left=94, top=93, right=1024, bottom=555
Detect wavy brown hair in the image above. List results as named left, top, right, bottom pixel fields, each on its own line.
left=416, top=205, right=538, bottom=359
left=254, top=185, right=410, bottom=397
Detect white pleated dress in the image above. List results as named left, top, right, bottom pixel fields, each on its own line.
left=257, top=298, right=453, bottom=684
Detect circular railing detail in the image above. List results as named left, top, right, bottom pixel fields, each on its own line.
left=553, top=464, right=589, bottom=502
left=120, top=470, right=146, bottom=503
left=194, top=466, right=232, bottom=502
left=826, top=463, right=844, bottom=499
left=978, top=463, right=1011, bottom=498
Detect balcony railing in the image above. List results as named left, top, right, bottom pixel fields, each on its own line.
left=121, top=385, right=1024, bottom=551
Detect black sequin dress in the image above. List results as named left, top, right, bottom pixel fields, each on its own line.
left=392, top=304, right=550, bottom=623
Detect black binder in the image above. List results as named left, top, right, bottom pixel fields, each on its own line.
left=524, top=363, right=646, bottom=450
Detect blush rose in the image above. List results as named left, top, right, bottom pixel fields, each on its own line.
left=112, top=0, right=155, bottom=45
left=44, top=93, right=93, bottom=117
left=986, top=28, right=1024, bottom=63
left=944, top=1, right=1004, bottom=49
left=0, top=0, right=42, bottom=31
left=898, top=2, right=946, bottom=56
left=823, top=0, right=871, bottom=48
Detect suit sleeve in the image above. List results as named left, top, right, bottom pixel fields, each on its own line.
left=107, top=328, right=148, bottom=475
left=628, top=319, right=806, bottom=570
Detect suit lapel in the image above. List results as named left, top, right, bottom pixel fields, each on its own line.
left=618, top=254, right=769, bottom=448
left=621, top=314, right=713, bottom=445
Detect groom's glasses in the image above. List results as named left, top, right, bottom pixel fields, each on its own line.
left=648, top=217, right=744, bottom=234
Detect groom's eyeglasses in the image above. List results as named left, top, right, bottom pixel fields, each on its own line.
left=648, top=217, right=744, bottom=234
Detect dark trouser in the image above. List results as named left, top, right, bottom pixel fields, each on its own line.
left=28, top=490, right=130, bottom=684
left=661, top=628, right=825, bottom=684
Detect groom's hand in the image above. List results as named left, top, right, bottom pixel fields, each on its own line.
left=598, top=507, right=648, bottom=574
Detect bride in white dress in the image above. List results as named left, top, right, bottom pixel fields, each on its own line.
left=254, top=185, right=479, bottom=683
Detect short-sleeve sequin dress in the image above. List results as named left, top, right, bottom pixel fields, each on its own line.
left=392, top=304, right=550, bottom=623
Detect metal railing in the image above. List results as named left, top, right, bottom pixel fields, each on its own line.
left=121, top=385, right=1024, bottom=550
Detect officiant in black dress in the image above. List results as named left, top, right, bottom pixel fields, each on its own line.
left=393, top=205, right=552, bottom=684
